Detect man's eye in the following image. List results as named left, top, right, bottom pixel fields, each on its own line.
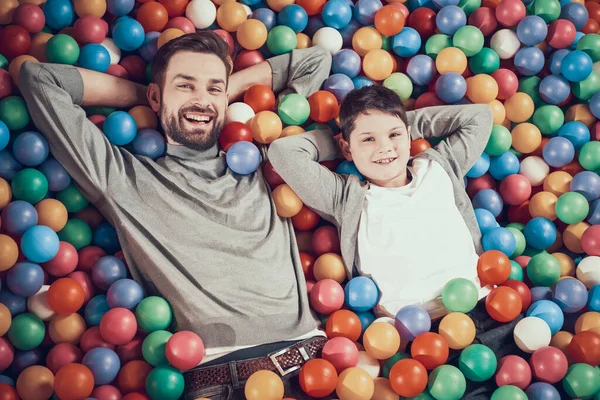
left=178, top=84, right=192, bottom=89
left=362, top=137, right=374, bottom=142
left=209, top=87, right=222, bottom=93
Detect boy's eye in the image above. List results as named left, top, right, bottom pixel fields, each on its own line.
left=390, top=132, right=403, bottom=138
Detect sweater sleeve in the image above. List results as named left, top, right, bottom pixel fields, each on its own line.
left=19, top=62, right=129, bottom=204
left=407, top=104, right=494, bottom=178
left=268, top=130, right=347, bottom=225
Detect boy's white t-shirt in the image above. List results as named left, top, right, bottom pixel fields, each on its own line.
left=356, top=158, right=491, bottom=320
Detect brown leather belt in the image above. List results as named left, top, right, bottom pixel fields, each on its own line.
left=184, top=336, right=327, bottom=393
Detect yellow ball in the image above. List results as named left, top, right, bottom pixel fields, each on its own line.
left=244, top=370, right=284, bottom=400
left=528, top=191, right=558, bottom=221
left=0, top=177, right=11, bottom=209
left=543, top=171, right=573, bottom=197
left=550, top=330, right=573, bottom=356
left=504, top=92, right=534, bottom=123
left=249, top=111, right=282, bottom=144
left=296, top=33, right=312, bottom=49
left=438, top=312, right=476, bottom=350
left=362, top=49, right=394, bottom=81
left=30, top=32, right=53, bottom=63
left=73, top=0, right=107, bottom=18
left=563, top=222, right=589, bottom=254
left=281, top=125, right=305, bottom=137
left=435, top=47, right=467, bottom=74
left=466, top=74, right=498, bottom=104
left=488, top=100, right=506, bottom=125
left=157, top=28, right=185, bottom=49
left=35, top=199, right=69, bottom=232
left=16, top=366, right=55, bottom=400
left=9, top=55, right=38, bottom=85
left=272, top=184, right=303, bottom=218
left=0, top=234, right=19, bottom=272
left=552, top=252, right=576, bottom=277
left=0, top=303, right=12, bottom=336
left=336, top=367, right=375, bottom=400
left=511, top=123, right=542, bottom=154
left=216, top=2, right=248, bottom=32
left=49, top=313, right=86, bottom=344
left=266, top=0, right=294, bottom=12
left=352, top=27, right=383, bottom=57
left=575, top=312, right=600, bottom=334
left=313, top=253, right=347, bottom=283
left=363, top=322, right=401, bottom=360
left=237, top=19, right=268, bottom=50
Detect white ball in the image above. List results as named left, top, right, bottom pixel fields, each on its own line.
left=186, top=0, right=217, bottom=29
left=356, top=351, right=380, bottom=379
left=490, top=29, right=521, bottom=59
left=576, top=256, right=600, bottom=289
left=514, top=316, right=552, bottom=353
left=312, top=28, right=343, bottom=55
left=101, top=38, right=121, bottom=65
left=373, top=317, right=395, bottom=326
left=27, top=285, right=55, bottom=322
left=242, top=4, right=252, bottom=16
left=519, top=156, right=550, bottom=186
left=226, top=102, right=255, bottom=123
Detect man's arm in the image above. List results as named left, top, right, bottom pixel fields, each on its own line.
left=407, top=104, right=494, bottom=178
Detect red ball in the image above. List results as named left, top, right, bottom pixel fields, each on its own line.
left=158, top=0, right=190, bottom=17
left=495, top=0, right=526, bottom=27
left=234, top=50, right=265, bottom=72
left=321, top=336, right=359, bottom=373
left=485, top=286, right=522, bottom=323
left=219, top=122, right=253, bottom=150
left=300, top=252, right=315, bottom=280
left=118, top=360, right=153, bottom=394
left=12, top=4, right=46, bottom=34
left=73, top=16, right=108, bottom=44
left=582, top=18, right=600, bottom=35
left=309, top=91, right=339, bottom=123
left=44, top=241, right=79, bottom=276
left=80, top=326, right=117, bottom=353
left=547, top=19, right=577, bottom=49
left=136, top=2, right=169, bottom=32
left=46, top=343, right=83, bottom=374
left=122, top=394, right=150, bottom=400
left=309, top=279, right=345, bottom=315
left=501, top=280, right=531, bottom=312
left=0, top=337, right=14, bottom=372
left=581, top=225, right=600, bottom=256
left=244, top=84, right=276, bottom=113
left=467, top=173, right=497, bottom=198
left=491, top=68, right=518, bottom=100
left=107, top=64, right=130, bottom=79
left=165, top=331, right=205, bottom=370
left=262, top=161, right=285, bottom=189
left=407, top=7, right=437, bottom=39
left=312, top=225, right=341, bottom=256
left=213, top=29, right=235, bottom=55
left=0, top=25, right=32, bottom=61
left=495, top=355, right=532, bottom=389
left=89, top=115, right=107, bottom=130
left=292, top=206, right=321, bottom=231
left=499, top=174, right=532, bottom=206
left=468, top=7, right=498, bottom=37
left=410, top=332, right=449, bottom=370
left=78, top=246, right=107, bottom=272
left=298, top=358, right=338, bottom=397
left=67, top=271, right=95, bottom=304
left=116, top=333, right=145, bottom=364
left=0, top=384, right=18, bottom=400
left=508, top=201, right=532, bottom=225
left=0, top=69, right=13, bottom=100
left=92, top=385, right=123, bottom=400
left=120, top=55, right=146, bottom=83
left=47, top=278, right=85, bottom=314
left=529, top=346, right=568, bottom=384
left=414, top=92, right=445, bottom=109
left=164, top=16, right=196, bottom=34
left=100, top=308, right=138, bottom=346
left=567, top=331, right=600, bottom=366
left=54, top=363, right=95, bottom=400
left=389, top=358, right=428, bottom=397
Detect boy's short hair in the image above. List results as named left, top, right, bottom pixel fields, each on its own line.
left=339, top=85, right=409, bottom=142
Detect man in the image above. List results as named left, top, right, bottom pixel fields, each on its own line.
left=19, top=32, right=332, bottom=399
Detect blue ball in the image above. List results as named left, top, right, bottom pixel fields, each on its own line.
left=352, top=76, right=374, bottom=89
left=6, top=262, right=44, bottom=297
left=339, top=19, right=361, bottom=48
left=277, top=4, right=308, bottom=33
left=103, top=111, right=137, bottom=146
left=344, top=277, right=379, bottom=312
left=569, top=31, right=585, bottom=50
left=0, top=150, right=22, bottom=180
left=12, top=131, right=49, bottom=167
left=1, top=200, right=38, bottom=236
left=552, top=277, right=588, bottom=313
left=323, top=74, right=355, bottom=103
left=112, top=18, right=145, bottom=51
left=571, top=171, right=600, bottom=201
left=139, top=32, right=161, bottom=62
left=131, top=128, right=166, bottom=160
left=226, top=141, right=261, bottom=175
left=530, top=286, right=553, bottom=303
left=11, top=348, right=45, bottom=375
left=436, top=5, right=466, bottom=35
left=392, top=27, right=422, bottom=57
left=539, top=74, right=571, bottom=105
left=251, top=8, right=277, bottom=31
left=514, top=47, right=545, bottom=76
left=394, top=305, right=431, bottom=341
left=560, top=2, right=589, bottom=30
left=93, top=222, right=120, bottom=254
left=435, top=72, right=466, bottom=104
left=589, top=199, right=600, bottom=225
left=587, top=284, right=600, bottom=312
left=336, top=160, right=364, bottom=180
left=43, top=0, right=74, bottom=30
left=516, top=15, right=548, bottom=46
left=92, top=256, right=128, bottom=290
left=466, top=153, right=490, bottom=178
left=304, top=15, right=326, bottom=37
left=472, top=189, right=503, bottom=217
left=355, top=310, right=376, bottom=333
left=332, top=49, right=362, bottom=78
left=0, top=120, right=9, bottom=152
left=542, top=136, right=575, bottom=168
left=322, top=0, right=353, bottom=29
left=526, top=300, right=564, bottom=335
left=85, top=295, right=111, bottom=326
left=243, top=0, right=263, bottom=6
left=525, top=382, right=561, bottom=400
left=561, top=50, right=593, bottom=82
left=40, top=157, right=71, bottom=192
left=21, top=225, right=60, bottom=263
left=489, top=152, right=520, bottom=181
left=557, top=121, right=590, bottom=151
left=407, top=0, right=435, bottom=10
left=78, top=44, right=111, bottom=72
left=0, top=290, right=26, bottom=316
left=354, top=0, right=383, bottom=25
left=432, top=0, right=460, bottom=8
left=589, top=90, right=600, bottom=119
left=406, top=55, right=436, bottom=85
left=107, top=278, right=144, bottom=309
left=0, top=375, right=14, bottom=386
left=107, top=0, right=135, bottom=17
left=549, top=49, right=570, bottom=75
left=524, top=217, right=557, bottom=250
left=482, top=227, right=517, bottom=256
left=82, top=347, right=121, bottom=385
left=475, top=208, right=500, bottom=235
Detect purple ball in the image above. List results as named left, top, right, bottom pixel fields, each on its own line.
left=323, top=74, right=355, bottom=103
left=107, top=279, right=144, bottom=309
left=552, top=277, right=588, bottom=313
left=12, top=131, right=49, bottom=167
left=332, top=49, right=361, bottom=78
left=1, top=200, right=38, bottom=236
left=6, top=262, right=44, bottom=297
left=92, top=256, right=128, bottom=290
left=394, top=305, right=431, bottom=341
left=570, top=171, right=600, bottom=201
left=40, top=157, right=72, bottom=192
left=407, top=55, right=436, bottom=85
left=138, top=32, right=161, bottom=62
left=525, top=382, right=561, bottom=400
left=530, top=286, right=553, bottom=303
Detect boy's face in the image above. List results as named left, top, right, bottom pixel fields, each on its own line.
left=341, top=110, right=412, bottom=188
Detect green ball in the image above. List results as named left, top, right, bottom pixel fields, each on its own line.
left=556, top=192, right=590, bottom=224
left=56, top=184, right=89, bottom=213
left=266, top=26, right=297, bottom=56
left=146, top=62, right=153, bottom=84
left=527, top=253, right=561, bottom=287
left=0, top=54, right=8, bottom=70
left=381, top=35, right=392, bottom=51
left=458, top=344, right=497, bottom=382
left=579, top=141, right=600, bottom=172
left=142, top=330, right=173, bottom=367
left=457, top=0, right=481, bottom=16
left=7, top=313, right=45, bottom=350
left=383, top=73, right=413, bottom=101
left=407, top=390, right=436, bottom=400
left=425, top=34, right=452, bottom=59
left=382, top=352, right=409, bottom=378
left=508, top=260, right=524, bottom=281
left=85, top=106, right=117, bottom=117
left=532, top=105, right=564, bottom=135
left=563, top=363, right=600, bottom=399
left=576, top=34, right=600, bottom=62
left=428, top=365, right=466, bottom=400
left=278, top=93, right=310, bottom=126
left=485, top=125, right=512, bottom=156
left=442, top=278, right=479, bottom=313
left=507, top=227, right=526, bottom=258
left=491, top=385, right=528, bottom=400
left=41, top=26, right=53, bottom=34
left=469, top=48, right=500, bottom=75
left=58, top=218, right=92, bottom=250
left=518, top=76, right=543, bottom=107
left=46, top=34, right=81, bottom=65
left=145, top=366, right=185, bottom=400
left=523, top=247, right=545, bottom=258
left=572, top=71, right=600, bottom=101
left=506, top=222, right=525, bottom=231
left=532, top=0, right=561, bottom=23
left=136, top=296, right=173, bottom=333
left=452, top=26, right=484, bottom=57
left=11, top=168, right=48, bottom=204
left=0, top=96, right=31, bottom=131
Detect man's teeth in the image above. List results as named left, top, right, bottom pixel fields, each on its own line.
left=375, top=158, right=395, bottom=164
left=185, top=114, right=210, bottom=122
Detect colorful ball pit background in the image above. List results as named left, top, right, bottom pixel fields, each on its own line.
left=0, top=0, right=600, bottom=399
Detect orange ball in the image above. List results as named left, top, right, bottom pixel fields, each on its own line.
left=352, top=27, right=383, bottom=57
left=291, top=205, right=320, bottom=231
left=504, top=92, right=534, bottom=123
left=281, top=125, right=305, bottom=137
left=374, top=5, right=405, bottom=36
left=157, top=28, right=185, bottom=49
left=16, top=366, right=54, bottom=400
left=137, top=2, right=169, bottom=32
left=313, top=253, right=346, bottom=283
left=528, top=191, right=558, bottom=220
left=336, top=367, right=375, bottom=400
left=73, top=0, right=107, bottom=18
left=410, top=138, right=431, bottom=156
left=244, top=370, right=284, bottom=400
left=158, top=0, right=190, bottom=17
left=36, top=198, right=68, bottom=232
left=552, top=252, right=576, bottom=277
left=372, top=377, right=400, bottom=400
left=466, top=74, right=499, bottom=104
left=272, top=183, right=303, bottom=217
left=216, top=2, right=248, bottom=32
left=575, top=312, right=600, bottom=334
left=485, top=286, right=522, bottom=322
left=296, top=33, right=312, bottom=49
left=0, top=0, right=18, bottom=25
left=511, top=123, right=542, bottom=154
left=550, top=331, right=573, bottom=356
left=308, top=91, right=339, bottom=123
left=266, top=0, right=294, bottom=11
left=389, top=358, right=428, bottom=397
left=0, top=234, right=19, bottom=272
left=29, top=32, right=53, bottom=63
left=565, top=103, right=596, bottom=128
left=567, top=331, right=600, bottom=366
left=410, top=332, right=449, bottom=370
left=488, top=99, right=506, bottom=124
left=49, top=313, right=87, bottom=344
left=326, top=310, right=362, bottom=342
left=363, top=49, right=394, bottom=81
left=363, top=322, right=401, bottom=360
left=295, top=0, right=327, bottom=15
left=438, top=312, right=476, bottom=350
left=0, top=177, right=11, bottom=208
left=244, top=84, right=276, bottom=113
left=435, top=47, right=467, bottom=74
left=298, top=359, right=338, bottom=398
left=54, top=364, right=94, bottom=400
left=237, top=19, right=268, bottom=50
left=129, top=105, right=158, bottom=131
left=9, top=55, right=38, bottom=84
left=118, top=360, right=153, bottom=394
left=0, top=303, right=12, bottom=336
left=249, top=111, right=282, bottom=144
left=543, top=171, right=573, bottom=197
left=477, top=250, right=511, bottom=286
left=563, top=222, right=590, bottom=254
left=47, top=278, right=85, bottom=315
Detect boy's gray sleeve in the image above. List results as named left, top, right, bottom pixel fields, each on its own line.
left=19, top=62, right=129, bottom=205
left=267, top=130, right=347, bottom=224
left=407, top=104, right=494, bottom=178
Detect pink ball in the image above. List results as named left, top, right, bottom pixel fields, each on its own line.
left=166, top=331, right=205, bottom=370
left=68, top=271, right=95, bottom=304
left=321, top=337, right=359, bottom=373
left=0, top=69, right=13, bottom=100
left=495, top=0, right=526, bottom=27
left=107, top=64, right=130, bottom=79
left=495, top=355, right=532, bottom=389
left=529, top=346, right=568, bottom=384
left=312, top=226, right=341, bottom=256
left=92, top=385, right=123, bottom=400
left=100, top=308, right=138, bottom=346
left=89, top=115, right=107, bottom=130
left=467, top=174, right=497, bottom=198
left=514, top=255, right=531, bottom=268
left=306, top=280, right=316, bottom=294
left=213, top=29, right=235, bottom=55
left=12, top=4, right=46, bottom=34
left=77, top=246, right=107, bottom=272
left=309, top=279, right=345, bottom=315
left=73, top=15, right=109, bottom=44
left=0, top=337, right=14, bottom=372
left=492, top=68, right=518, bottom=100
left=581, top=225, right=600, bottom=256
left=468, top=7, right=498, bottom=36
left=46, top=343, right=83, bottom=374
left=234, top=50, right=265, bottom=72
left=165, top=17, right=196, bottom=34
left=499, top=174, right=532, bottom=206
left=44, top=241, right=79, bottom=276
left=81, top=326, right=117, bottom=353
left=117, top=333, right=146, bottom=364
left=547, top=19, right=577, bottom=49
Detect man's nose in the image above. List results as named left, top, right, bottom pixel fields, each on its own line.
left=191, top=90, right=211, bottom=106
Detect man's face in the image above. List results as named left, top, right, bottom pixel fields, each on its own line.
left=149, top=51, right=229, bottom=151
left=342, top=110, right=411, bottom=188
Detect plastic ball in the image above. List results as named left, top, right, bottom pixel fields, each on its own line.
left=561, top=50, right=593, bottom=82
left=12, top=131, right=49, bottom=167
left=571, top=171, right=600, bottom=201
left=435, top=72, right=466, bottom=104
left=520, top=156, right=550, bottom=186
left=458, top=344, right=497, bottom=382
left=298, top=358, right=338, bottom=398
left=539, top=75, right=571, bottom=105
left=225, top=141, right=261, bottom=175
left=309, top=279, right=345, bottom=315
left=495, top=355, right=532, bottom=389
left=529, top=346, right=568, bottom=383
left=389, top=358, right=428, bottom=397
left=321, top=336, right=359, bottom=373
left=106, top=279, right=144, bottom=310
left=16, top=365, right=54, bottom=400
left=7, top=313, right=45, bottom=351
left=556, top=192, right=589, bottom=224
left=244, top=370, right=284, bottom=400
left=516, top=15, right=548, bottom=46
left=525, top=382, right=561, bottom=400
left=92, top=256, right=127, bottom=290
left=438, top=312, right=476, bottom=350
left=374, top=5, right=405, bottom=36
left=6, top=262, right=44, bottom=297
left=485, top=286, right=522, bottom=322
left=552, top=277, right=588, bottom=313
left=363, top=322, right=400, bottom=359
left=513, top=316, right=552, bottom=353
left=84, top=295, right=110, bottom=327
left=527, top=300, right=564, bottom=335
left=562, top=363, right=600, bottom=399
left=490, top=29, right=521, bottom=59
left=336, top=367, right=374, bottom=400
left=326, top=310, right=362, bottom=342
left=81, top=347, right=121, bottom=386
left=482, top=227, right=517, bottom=257
left=436, top=5, right=466, bottom=35
left=102, top=111, right=137, bottom=146
left=427, top=365, right=466, bottom=400
left=392, top=27, right=421, bottom=58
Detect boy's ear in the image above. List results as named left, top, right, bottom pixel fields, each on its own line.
left=339, top=137, right=353, bottom=161
left=147, top=83, right=161, bottom=113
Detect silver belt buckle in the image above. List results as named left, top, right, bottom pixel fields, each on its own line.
left=268, top=345, right=311, bottom=376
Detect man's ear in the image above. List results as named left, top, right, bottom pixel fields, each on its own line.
left=147, top=83, right=161, bottom=113
left=340, top=137, right=353, bottom=161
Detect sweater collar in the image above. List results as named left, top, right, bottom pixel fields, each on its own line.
left=165, top=143, right=220, bottom=161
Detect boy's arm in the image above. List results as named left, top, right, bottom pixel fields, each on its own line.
left=268, top=130, right=347, bottom=224
left=407, top=104, right=494, bottom=178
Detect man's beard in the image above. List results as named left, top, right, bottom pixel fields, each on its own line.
left=160, top=104, right=225, bottom=151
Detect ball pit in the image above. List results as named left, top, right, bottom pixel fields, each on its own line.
left=0, top=0, right=599, bottom=398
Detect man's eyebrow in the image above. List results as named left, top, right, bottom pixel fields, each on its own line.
left=171, top=73, right=196, bottom=82
left=209, top=78, right=226, bottom=86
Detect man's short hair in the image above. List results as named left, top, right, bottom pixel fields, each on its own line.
left=339, top=85, right=409, bottom=142
left=151, top=31, right=232, bottom=87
